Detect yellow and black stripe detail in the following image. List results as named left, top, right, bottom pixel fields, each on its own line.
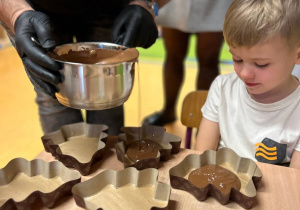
left=255, top=138, right=287, bottom=164
left=255, top=143, right=277, bottom=161
left=255, top=153, right=277, bottom=160
left=255, top=143, right=276, bottom=151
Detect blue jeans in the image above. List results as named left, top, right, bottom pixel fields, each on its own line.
left=8, top=21, right=124, bottom=135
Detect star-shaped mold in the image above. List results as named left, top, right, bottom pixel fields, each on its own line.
left=169, top=148, right=263, bottom=209
left=41, top=122, right=108, bottom=175
left=72, top=167, right=171, bottom=210
left=115, top=125, right=182, bottom=170
left=0, top=158, right=81, bottom=210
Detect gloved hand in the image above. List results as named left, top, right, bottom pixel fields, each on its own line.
left=14, top=11, right=61, bottom=98
left=112, top=5, right=158, bottom=49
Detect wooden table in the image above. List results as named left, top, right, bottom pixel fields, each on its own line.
left=35, top=138, right=300, bottom=210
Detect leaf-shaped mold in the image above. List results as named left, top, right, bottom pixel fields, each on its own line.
left=169, top=148, right=263, bottom=209
left=0, top=158, right=81, bottom=210
left=72, top=167, right=171, bottom=210
left=116, top=125, right=181, bottom=170
left=41, top=122, right=108, bottom=175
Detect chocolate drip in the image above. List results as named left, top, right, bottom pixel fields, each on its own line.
left=126, top=140, right=161, bottom=162
left=188, top=164, right=241, bottom=194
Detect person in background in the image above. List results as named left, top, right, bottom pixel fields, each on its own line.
left=143, top=0, right=233, bottom=126
left=195, top=0, right=300, bottom=169
left=0, top=0, right=160, bottom=135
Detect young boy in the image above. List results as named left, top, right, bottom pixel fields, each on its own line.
left=195, top=0, right=300, bottom=169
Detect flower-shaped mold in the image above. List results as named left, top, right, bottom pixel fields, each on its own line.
left=0, top=158, right=81, bottom=210
left=116, top=125, right=181, bottom=170
left=41, top=122, right=108, bottom=175
left=72, top=167, right=170, bottom=210
left=169, top=148, right=263, bottom=209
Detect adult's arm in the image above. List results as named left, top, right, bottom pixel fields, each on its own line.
left=289, top=149, right=300, bottom=169
left=155, top=0, right=170, bottom=8
left=194, top=117, right=220, bottom=152
left=129, top=0, right=170, bottom=16
left=1, top=0, right=61, bottom=98
left=0, top=0, right=33, bottom=34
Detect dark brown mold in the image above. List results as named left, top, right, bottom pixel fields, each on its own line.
left=0, top=158, right=81, bottom=210
left=72, top=167, right=171, bottom=210
left=115, top=125, right=181, bottom=170
left=169, top=148, right=263, bottom=209
left=41, top=122, right=108, bottom=175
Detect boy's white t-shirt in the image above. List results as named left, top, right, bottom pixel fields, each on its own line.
left=202, top=73, right=300, bottom=164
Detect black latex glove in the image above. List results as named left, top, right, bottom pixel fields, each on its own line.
left=112, top=5, right=158, bottom=49
left=14, top=11, right=61, bottom=98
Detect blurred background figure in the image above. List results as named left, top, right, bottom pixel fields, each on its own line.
left=143, top=0, right=233, bottom=126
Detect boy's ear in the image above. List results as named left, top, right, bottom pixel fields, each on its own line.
left=295, top=46, right=300, bottom=65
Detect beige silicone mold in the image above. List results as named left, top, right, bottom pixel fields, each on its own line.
left=72, top=167, right=171, bottom=210
left=0, top=158, right=81, bottom=210
left=169, top=148, right=263, bottom=209
left=41, top=122, right=108, bottom=175
left=116, top=125, right=181, bottom=170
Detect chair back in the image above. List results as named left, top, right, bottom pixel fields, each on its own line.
left=181, top=90, right=208, bottom=148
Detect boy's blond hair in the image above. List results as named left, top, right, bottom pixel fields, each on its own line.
left=223, top=0, right=300, bottom=48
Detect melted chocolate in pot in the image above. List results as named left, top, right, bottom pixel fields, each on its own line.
left=126, top=140, right=161, bottom=162
left=188, top=164, right=241, bottom=194
left=51, top=48, right=138, bottom=64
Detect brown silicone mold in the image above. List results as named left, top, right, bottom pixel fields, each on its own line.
left=72, top=167, right=171, bottom=210
left=169, top=148, right=263, bottom=209
left=116, top=125, right=181, bottom=170
left=41, top=122, right=108, bottom=175
left=0, top=158, right=81, bottom=210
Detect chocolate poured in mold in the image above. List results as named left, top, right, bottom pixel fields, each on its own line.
left=188, top=164, right=241, bottom=195
left=126, top=140, right=161, bottom=162
left=50, top=48, right=138, bottom=64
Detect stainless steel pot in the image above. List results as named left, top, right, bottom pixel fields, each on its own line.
left=52, top=42, right=139, bottom=110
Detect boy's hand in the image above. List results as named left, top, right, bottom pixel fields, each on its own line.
left=112, top=5, right=158, bottom=49
left=14, top=11, right=61, bottom=98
